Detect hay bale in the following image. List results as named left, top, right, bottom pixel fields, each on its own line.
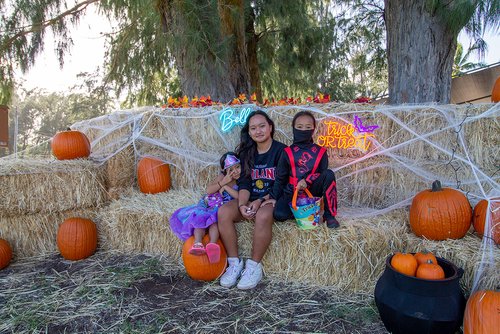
left=99, top=189, right=202, bottom=255
left=0, top=208, right=107, bottom=258
left=0, top=159, right=108, bottom=215
left=96, top=189, right=497, bottom=295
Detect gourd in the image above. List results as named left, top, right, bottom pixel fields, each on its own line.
left=410, top=180, right=472, bottom=240
left=57, top=217, right=97, bottom=260
left=390, top=252, right=418, bottom=277
left=137, top=156, right=171, bottom=194
left=416, top=259, right=445, bottom=280
left=51, top=129, right=91, bottom=160
left=0, top=238, right=13, bottom=269
left=182, top=235, right=227, bottom=281
left=414, top=252, right=438, bottom=266
left=472, top=199, right=500, bottom=244
left=463, top=290, right=500, bottom=334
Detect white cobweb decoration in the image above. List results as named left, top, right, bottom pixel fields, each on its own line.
left=2, top=102, right=499, bottom=291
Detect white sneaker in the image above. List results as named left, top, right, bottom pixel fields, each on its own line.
left=220, top=258, right=244, bottom=288
left=237, top=259, right=263, bottom=290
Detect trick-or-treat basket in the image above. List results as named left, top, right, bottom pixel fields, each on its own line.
left=289, top=188, right=322, bottom=230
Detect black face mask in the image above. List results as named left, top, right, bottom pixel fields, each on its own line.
left=293, top=128, right=314, bottom=144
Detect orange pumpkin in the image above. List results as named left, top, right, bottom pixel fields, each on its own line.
left=51, top=129, right=91, bottom=160
left=414, top=251, right=438, bottom=266
left=390, top=252, right=418, bottom=277
left=410, top=180, right=472, bottom=240
left=0, top=238, right=13, bottom=270
left=492, top=76, right=500, bottom=102
left=416, top=259, right=445, bottom=280
left=137, top=156, right=171, bottom=194
left=182, top=235, right=227, bottom=281
left=472, top=198, right=500, bottom=244
left=464, top=290, right=500, bottom=334
left=57, top=217, right=98, bottom=260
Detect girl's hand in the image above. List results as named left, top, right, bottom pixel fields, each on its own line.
left=219, top=185, right=226, bottom=194
left=221, top=173, right=233, bottom=186
left=240, top=205, right=255, bottom=219
left=297, top=179, right=307, bottom=191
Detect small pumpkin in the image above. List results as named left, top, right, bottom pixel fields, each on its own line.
left=416, top=259, right=445, bottom=280
left=57, top=217, right=97, bottom=261
left=463, top=290, right=500, bottom=334
left=182, top=235, right=227, bottom=281
left=0, top=238, right=13, bottom=270
left=51, top=129, right=91, bottom=160
left=410, top=180, right=472, bottom=240
left=137, top=156, right=171, bottom=194
left=492, top=76, right=500, bottom=102
left=390, top=252, right=418, bottom=277
left=472, top=198, right=500, bottom=244
left=414, top=251, right=438, bottom=266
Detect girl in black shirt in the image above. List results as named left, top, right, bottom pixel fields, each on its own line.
left=217, top=110, right=286, bottom=290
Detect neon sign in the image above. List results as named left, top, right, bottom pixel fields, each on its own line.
left=219, top=107, right=253, bottom=132
left=317, top=115, right=378, bottom=152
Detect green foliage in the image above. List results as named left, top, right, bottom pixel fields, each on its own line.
left=452, top=42, right=487, bottom=77
left=0, top=76, right=113, bottom=157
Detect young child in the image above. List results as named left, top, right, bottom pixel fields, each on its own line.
left=170, top=152, right=241, bottom=263
left=271, top=111, right=340, bottom=228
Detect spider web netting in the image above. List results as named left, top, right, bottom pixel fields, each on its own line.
left=2, top=102, right=499, bottom=291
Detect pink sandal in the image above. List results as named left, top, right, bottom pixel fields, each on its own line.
left=189, top=242, right=206, bottom=255
left=205, top=243, right=221, bottom=263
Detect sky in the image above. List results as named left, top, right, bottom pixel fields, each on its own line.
left=18, top=9, right=500, bottom=94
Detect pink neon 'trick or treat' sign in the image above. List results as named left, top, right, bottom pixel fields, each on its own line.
left=316, top=115, right=378, bottom=160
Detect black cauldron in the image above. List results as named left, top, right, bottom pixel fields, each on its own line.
left=374, top=254, right=466, bottom=334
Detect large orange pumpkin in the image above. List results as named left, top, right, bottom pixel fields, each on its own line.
left=0, top=238, right=12, bottom=270
left=51, top=129, right=91, bottom=160
left=390, top=252, right=418, bottom=277
left=492, top=76, right=500, bottom=102
left=463, top=290, right=500, bottom=334
left=57, top=217, right=98, bottom=260
left=137, top=156, right=171, bottom=194
left=472, top=198, right=500, bottom=244
left=182, top=235, right=227, bottom=281
left=410, top=180, right=472, bottom=240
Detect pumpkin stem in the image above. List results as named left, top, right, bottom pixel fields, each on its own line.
left=431, top=180, right=442, bottom=192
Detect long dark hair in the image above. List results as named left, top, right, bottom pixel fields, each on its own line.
left=292, top=110, right=316, bottom=129
left=236, top=110, right=275, bottom=177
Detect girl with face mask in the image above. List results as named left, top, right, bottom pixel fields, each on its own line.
left=270, top=110, right=340, bottom=228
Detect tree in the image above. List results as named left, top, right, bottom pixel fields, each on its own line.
left=1, top=1, right=388, bottom=105
left=452, top=42, right=486, bottom=77
left=383, top=0, right=499, bottom=104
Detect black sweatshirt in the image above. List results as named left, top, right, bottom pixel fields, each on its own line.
left=238, top=140, right=286, bottom=201
left=271, top=142, right=329, bottom=199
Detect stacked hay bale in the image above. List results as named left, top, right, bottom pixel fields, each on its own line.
left=0, top=159, right=108, bottom=257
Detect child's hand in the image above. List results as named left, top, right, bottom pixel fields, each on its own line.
left=297, top=179, right=308, bottom=191
left=221, top=173, right=232, bottom=186
left=261, top=199, right=276, bottom=207
left=239, top=205, right=255, bottom=219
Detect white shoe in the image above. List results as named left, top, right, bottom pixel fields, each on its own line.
left=220, top=258, right=244, bottom=288
left=237, top=259, right=263, bottom=290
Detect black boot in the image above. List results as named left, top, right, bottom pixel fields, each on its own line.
left=326, top=216, right=340, bottom=228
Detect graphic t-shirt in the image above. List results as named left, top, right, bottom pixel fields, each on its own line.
left=238, top=140, right=286, bottom=201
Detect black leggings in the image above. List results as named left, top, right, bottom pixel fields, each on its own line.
left=274, top=169, right=338, bottom=221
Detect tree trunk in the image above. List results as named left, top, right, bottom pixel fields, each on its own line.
left=157, top=0, right=250, bottom=102
left=384, top=1, right=457, bottom=104
left=245, top=4, right=262, bottom=102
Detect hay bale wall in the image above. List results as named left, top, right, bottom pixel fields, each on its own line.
left=96, top=191, right=498, bottom=294
left=0, top=159, right=107, bottom=215
left=1, top=103, right=498, bottom=294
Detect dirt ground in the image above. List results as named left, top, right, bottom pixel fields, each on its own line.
left=0, top=251, right=389, bottom=333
